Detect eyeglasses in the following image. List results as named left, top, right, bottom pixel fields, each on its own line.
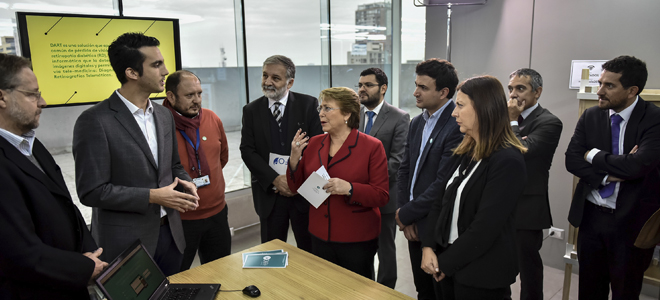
left=12, top=88, right=42, bottom=100
left=356, top=83, right=379, bottom=89
left=317, top=106, right=341, bottom=113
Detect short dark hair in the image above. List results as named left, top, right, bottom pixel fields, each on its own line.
left=415, top=58, right=459, bottom=99
left=602, top=55, right=647, bottom=95
left=263, top=55, right=296, bottom=80
left=108, top=32, right=160, bottom=84
left=319, top=87, right=360, bottom=129
left=509, top=68, right=543, bottom=91
left=166, top=70, right=200, bottom=95
left=453, top=75, right=526, bottom=159
left=0, top=53, right=31, bottom=89
left=360, top=68, right=388, bottom=97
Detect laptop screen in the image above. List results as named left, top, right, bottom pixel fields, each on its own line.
left=96, top=241, right=167, bottom=300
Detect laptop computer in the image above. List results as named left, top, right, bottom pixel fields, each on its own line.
left=95, top=240, right=220, bottom=300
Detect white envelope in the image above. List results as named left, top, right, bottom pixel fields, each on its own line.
left=298, top=172, right=330, bottom=208
left=269, top=153, right=290, bottom=175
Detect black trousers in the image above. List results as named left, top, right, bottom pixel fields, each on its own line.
left=514, top=229, right=544, bottom=300
left=577, top=201, right=654, bottom=300
left=154, top=222, right=184, bottom=277
left=180, top=206, right=232, bottom=271
left=440, top=276, right=508, bottom=300
left=260, top=195, right=312, bottom=252
left=376, top=212, right=397, bottom=288
left=312, top=235, right=378, bottom=280
left=409, top=240, right=442, bottom=300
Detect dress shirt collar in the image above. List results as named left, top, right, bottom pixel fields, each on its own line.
left=116, top=90, right=154, bottom=115
left=610, top=96, right=638, bottom=123
left=422, top=99, right=451, bottom=122
left=365, top=100, right=385, bottom=116
left=0, top=127, right=37, bottom=156
left=268, top=90, right=290, bottom=109
left=521, top=103, right=539, bottom=120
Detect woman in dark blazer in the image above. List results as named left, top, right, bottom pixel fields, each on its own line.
left=421, top=75, right=527, bottom=299
left=287, top=87, right=389, bottom=279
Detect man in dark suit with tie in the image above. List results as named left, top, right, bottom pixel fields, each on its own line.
left=396, top=58, right=463, bottom=299
left=240, top=55, right=323, bottom=251
left=73, top=33, right=199, bottom=276
left=566, top=55, right=660, bottom=299
left=506, top=68, right=562, bottom=300
left=0, top=53, right=107, bottom=299
left=357, top=67, right=410, bottom=289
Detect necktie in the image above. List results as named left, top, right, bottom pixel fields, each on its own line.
left=365, top=111, right=375, bottom=134
left=273, top=102, right=282, bottom=127
left=599, top=114, right=623, bottom=198
left=518, top=115, right=524, bottom=124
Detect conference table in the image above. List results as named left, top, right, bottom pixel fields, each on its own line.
left=169, top=239, right=413, bottom=299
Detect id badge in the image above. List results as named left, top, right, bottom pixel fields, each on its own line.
left=193, top=175, right=210, bottom=188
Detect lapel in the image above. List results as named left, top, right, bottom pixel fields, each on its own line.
left=359, top=106, right=366, bottom=133
left=285, top=92, right=298, bottom=144
left=599, top=108, right=612, bottom=151
left=410, top=116, right=424, bottom=162
left=459, top=156, right=488, bottom=212
left=153, top=104, right=168, bottom=169
left=257, top=96, right=273, bottom=149
left=520, top=105, right=544, bottom=135
left=109, top=93, right=158, bottom=169
left=418, top=101, right=456, bottom=168
left=623, top=97, right=646, bottom=152
left=317, top=129, right=360, bottom=170
left=369, top=101, right=389, bottom=136
left=0, top=136, right=70, bottom=200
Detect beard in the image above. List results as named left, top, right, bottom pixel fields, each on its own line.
left=172, top=99, right=200, bottom=118
left=359, top=91, right=380, bottom=109
left=8, top=100, right=40, bottom=132
left=262, top=83, right=288, bottom=100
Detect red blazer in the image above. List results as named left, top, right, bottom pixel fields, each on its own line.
left=287, top=128, right=389, bottom=242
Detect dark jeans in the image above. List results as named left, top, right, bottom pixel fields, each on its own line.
left=311, top=235, right=378, bottom=280
left=180, top=206, right=232, bottom=271
left=154, top=222, right=184, bottom=277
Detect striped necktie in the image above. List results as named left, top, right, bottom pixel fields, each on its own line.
left=273, top=102, right=282, bottom=126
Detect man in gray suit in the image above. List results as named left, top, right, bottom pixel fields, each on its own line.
left=357, top=67, right=409, bottom=289
left=506, top=68, right=562, bottom=300
left=73, top=33, right=199, bottom=276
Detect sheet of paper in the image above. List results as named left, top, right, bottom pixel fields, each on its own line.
left=242, top=253, right=288, bottom=268
left=269, top=153, right=290, bottom=175
left=315, top=165, right=330, bottom=180
left=242, top=250, right=284, bottom=264
left=297, top=172, right=330, bottom=208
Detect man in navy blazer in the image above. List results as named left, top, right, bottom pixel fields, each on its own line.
left=73, top=33, right=199, bottom=276
left=357, top=67, right=410, bottom=289
left=396, top=59, right=463, bottom=299
left=506, top=68, right=562, bottom=300
left=0, top=53, right=107, bottom=299
left=566, top=55, right=660, bottom=299
left=240, top=55, right=323, bottom=251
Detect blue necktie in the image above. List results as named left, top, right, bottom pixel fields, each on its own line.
left=599, top=114, right=623, bottom=198
left=365, top=111, right=375, bottom=134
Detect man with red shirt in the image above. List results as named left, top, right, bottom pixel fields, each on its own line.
left=164, top=70, right=231, bottom=271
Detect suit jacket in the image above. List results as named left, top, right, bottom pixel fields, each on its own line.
left=240, top=91, right=323, bottom=218
left=396, top=102, right=463, bottom=238
left=512, top=104, right=562, bottom=230
left=422, top=147, right=527, bottom=289
left=287, top=129, right=389, bottom=242
left=359, top=101, right=409, bottom=214
left=0, top=136, right=96, bottom=300
left=566, top=97, right=660, bottom=245
left=73, top=92, right=191, bottom=261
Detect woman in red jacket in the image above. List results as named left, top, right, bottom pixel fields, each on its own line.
left=287, top=87, right=389, bottom=279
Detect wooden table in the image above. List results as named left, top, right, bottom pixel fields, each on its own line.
left=169, top=239, right=413, bottom=299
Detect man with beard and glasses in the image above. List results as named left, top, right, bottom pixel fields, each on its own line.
left=164, top=70, right=231, bottom=271
left=566, top=55, right=660, bottom=299
left=357, top=67, right=409, bottom=289
left=73, top=33, right=198, bottom=276
left=240, top=55, right=323, bottom=251
left=0, top=53, right=107, bottom=300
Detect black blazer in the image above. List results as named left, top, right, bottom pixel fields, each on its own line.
left=566, top=97, right=660, bottom=245
left=396, top=102, right=463, bottom=238
left=240, top=91, right=323, bottom=218
left=513, top=104, right=562, bottom=230
left=422, top=147, right=526, bottom=289
left=0, top=137, right=96, bottom=300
